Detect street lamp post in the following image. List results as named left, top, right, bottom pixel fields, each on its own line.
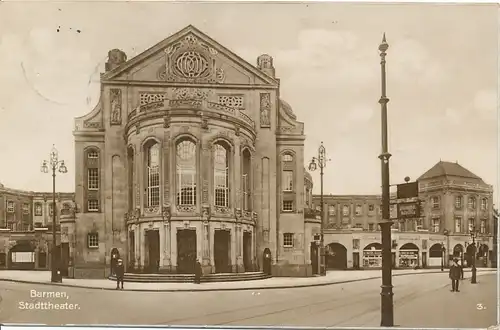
left=41, top=145, right=68, bottom=283
left=470, top=226, right=478, bottom=284
left=440, top=243, right=445, bottom=271
left=308, top=141, right=329, bottom=276
left=378, top=33, right=394, bottom=327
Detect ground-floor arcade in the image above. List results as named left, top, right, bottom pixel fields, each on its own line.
left=322, top=231, right=494, bottom=270
left=123, top=219, right=257, bottom=275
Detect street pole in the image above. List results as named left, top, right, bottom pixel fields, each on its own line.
left=471, top=227, right=477, bottom=284
left=320, top=155, right=325, bottom=276
left=378, top=33, right=394, bottom=327
left=308, top=142, right=328, bottom=276
left=441, top=244, right=444, bottom=271
left=41, top=145, right=67, bottom=283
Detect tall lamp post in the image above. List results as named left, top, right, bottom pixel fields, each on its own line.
left=470, top=226, right=478, bottom=284
left=440, top=243, right=445, bottom=271
left=41, top=145, right=68, bottom=283
left=308, top=141, right=329, bottom=276
left=378, top=33, right=394, bottom=327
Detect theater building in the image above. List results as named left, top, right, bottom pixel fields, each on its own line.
left=71, top=25, right=317, bottom=278
left=313, top=161, right=495, bottom=270
left=0, top=183, right=74, bottom=271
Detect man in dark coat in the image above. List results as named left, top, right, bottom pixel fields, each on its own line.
left=115, top=258, right=125, bottom=290
left=194, top=259, right=202, bottom=284
left=449, top=258, right=461, bottom=292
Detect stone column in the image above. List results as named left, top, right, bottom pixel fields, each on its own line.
left=236, top=224, right=244, bottom=272
left=202, top=221, right=210, bottom=267
left=201, top=143, right=211, bottom=207
left=164, top=223, right=171, bottom=271
left=233, top=141, right=241, bottom=209
left=196, top=223, right=203, bottom=261
left=34, top=247, right=39, bottom=269
left=210, top=226, right=215, bottom=272
left=230, top=226, right=236, bottom=272
left=141, top=229, right=147, bottom=270
left=159, top=225, right=165, bottom=269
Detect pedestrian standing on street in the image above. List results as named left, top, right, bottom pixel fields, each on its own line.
left=194, top=259, right=202, bottom=284
left=116, top=258, right=124, bottom=290
left=449, top=258, right=461, bottom=292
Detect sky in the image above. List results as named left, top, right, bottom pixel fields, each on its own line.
left=0, top=2, right=497, bottom=201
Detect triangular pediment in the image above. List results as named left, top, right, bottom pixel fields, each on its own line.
left=101, top=25, right=278, bottom=87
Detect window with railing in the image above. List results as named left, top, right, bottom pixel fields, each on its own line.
left=432, top=218, right=440, bottom=233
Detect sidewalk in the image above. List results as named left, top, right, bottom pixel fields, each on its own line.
left=0, top=268, right=494, bottom=292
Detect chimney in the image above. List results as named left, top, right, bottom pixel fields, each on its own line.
left=257, top=54, right=275, bottom=78
left=105, top=49, right=127, bottom=72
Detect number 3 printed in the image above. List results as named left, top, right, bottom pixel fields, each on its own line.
left=477, top=303, right=485, bottom=310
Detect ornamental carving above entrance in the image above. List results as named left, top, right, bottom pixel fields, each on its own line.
left=158, top=34, right=226, bottom=84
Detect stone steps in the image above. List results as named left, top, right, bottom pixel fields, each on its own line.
left=108, top=271, right=271, bottom=283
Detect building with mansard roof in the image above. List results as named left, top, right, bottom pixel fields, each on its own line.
left=71, top=25, right=318, bottom=279
left=312, top=161, right=495, bottom=271
left=0, top=182, right=74, bottom=271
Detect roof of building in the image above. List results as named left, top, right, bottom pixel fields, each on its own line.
left=417, top=161, right=483, bottom=181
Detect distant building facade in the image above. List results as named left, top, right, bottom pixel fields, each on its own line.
left=313, top=161, right=495, bottom=270
left=71, top=25, right=318, bottom=279
left=0, top=183, right=74, bottom=271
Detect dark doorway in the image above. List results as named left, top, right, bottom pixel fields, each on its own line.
left=325, top=243, right=347, bottom=270
left=128, top=232, right=135, bottom=272
left=39, top=252, right=47, bottom=268
left=177, top=229, right=196, bottom=274
left=421, top=252, right=427, bottom=268
left=214, top=230, right=231, bottom=273
left=263, top=248, right=272, bottom=275
left=146, top=230, right=160, bottom=273
left=110, top=247, right=120, bottom=275
left=310, top=243, right=318, bottom=275
left=465, top=244, right=476, bottom=267
left=352, top=252, right=360, bottom=269
left=61, top=243, right=70, bottom=277
left=9, top=241, right=35, bottom=270
left=243, top=232, right=252, bottom=272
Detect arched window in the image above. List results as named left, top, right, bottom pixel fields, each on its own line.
left=176, top=140, right=197, bottom=206
left=281, top=152, right=295, bottom=212
left=214, top=143, right=229, bottom=207
left=242, top=149, right=252, bottom=211
left=145, top=141, right=160, bottom=207
left=127, top=147, right=135, bottom=210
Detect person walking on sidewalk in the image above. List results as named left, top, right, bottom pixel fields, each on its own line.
left=116, top=258, right=124, bottom=290
left=449, top=258, right=461, bottom=292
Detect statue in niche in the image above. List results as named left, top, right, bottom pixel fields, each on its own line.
left=110, top=89, right=122, bottom=125
left=260, top=93, right=271, bottom=127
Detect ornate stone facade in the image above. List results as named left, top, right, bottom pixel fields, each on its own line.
left=72, top=25, right=317, bottom=278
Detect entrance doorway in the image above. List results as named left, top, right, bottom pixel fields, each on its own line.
left=263, top=248, right=272, bottom=275
left=128, top=232, right=135, bottom=272
left=61, top=243, right=70, bottom=277
left=310, top=243, right=318, bottom=275
left=214, top=230, right=231, bottom=273
left=177, top=229, right=196, bottom=274
left=146, top=230, right=160, bottom=273
left=325, top=243, right=347, bottom=270
left=243, top=232, right=252, bottom=272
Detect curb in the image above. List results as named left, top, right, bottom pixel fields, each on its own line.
left=0, top=269, right=494, bottom=293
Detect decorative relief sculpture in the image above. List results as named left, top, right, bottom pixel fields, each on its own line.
left=214, top=206, right=231, bottom=215
left=201, top=117, right=209, bottom=130
left=218, top=95, right=244, bottom=109
left=135, top=124, right=140, bottom=135
left=158, top=34, right=225, bottom=84
left=202, top=205, right=211, bottom=221
left=110, top=89, right=122, bottom=125
left=162, top=205, right=171, bottom=221
left=252, top=211, right=258, bottom=223
left=202, top=179, right=209, bottom=203
left=173, top=88, right=209, bottom=100
left=177, top=205, right=196, bottom=213
left=260, top=93, right=271, bottom=127
left=235, top=208, right=242, bottom=221
left=140, top=93, right=166, bottom=106
left=145, top=206, right=160, bottom=214
left=163, top=115, right=171, bottom=128
left=234, top=125, right=240, bottom=136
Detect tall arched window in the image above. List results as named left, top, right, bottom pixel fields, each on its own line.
left=145, top=141, right=160, bottom=207
left=214, top=143, right=229, bottom=207
left=281, top=153, right=295, bottom=212
left=242, top=149, right=251, bottom=211
left=176, top=140, right=197, bottom=206
left=84, top=147, right=100, bottom=212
